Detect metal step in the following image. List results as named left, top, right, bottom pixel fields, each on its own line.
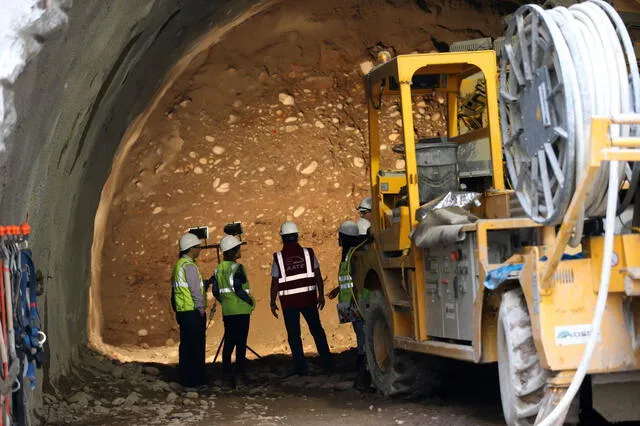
left=390, top=299, right=411, bottom=311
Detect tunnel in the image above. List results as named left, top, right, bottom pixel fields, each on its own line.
left=1, top=0, right=547, bottom=420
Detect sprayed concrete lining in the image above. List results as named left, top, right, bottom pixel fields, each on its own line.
left=0, top=0, right=274, bottom=382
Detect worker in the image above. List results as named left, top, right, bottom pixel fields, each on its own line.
left=270, top=221, right=333, bottom=376
left=357, top=196, right=373, bottom=222
left=171, top=233, right=207, bottom=388
left=212, top=235, right=255, bottom=389
left=327, top=221, right=370, bottom=369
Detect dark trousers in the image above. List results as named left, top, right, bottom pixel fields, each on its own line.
left=176, top=310, right=206, bottom=387
left=283, top=306, right=332, bottom=375
left=222, top=314, right=251, bottom=376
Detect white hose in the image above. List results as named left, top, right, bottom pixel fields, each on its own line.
left=501, top=1, right=639, bottom=423
left=537, top=161, right=619, bottom=426
left=532, top=0, right=637, bottom=423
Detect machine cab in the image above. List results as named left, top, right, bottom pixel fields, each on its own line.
left=364, top=51, right=505, bottom=254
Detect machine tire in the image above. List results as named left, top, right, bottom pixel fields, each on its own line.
left=498, top=288, right=548, bottom=425
left=365, top=291, right=438, bottom=397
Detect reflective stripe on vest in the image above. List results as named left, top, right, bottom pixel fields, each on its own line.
left=338, top=274, right=353, bottom=289
left=276, top=248, right=315, bottom=284
left=218, top=288, right=251, bottom=294
left=279, top=285, right=317, bottom=296
left=172, top=257, right=204, bottom=312
left=216, top=261, right=253, bottom=316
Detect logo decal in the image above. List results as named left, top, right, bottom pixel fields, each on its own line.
left=555, top=324, right=592, bottom=346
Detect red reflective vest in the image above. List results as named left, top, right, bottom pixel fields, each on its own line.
left=273, top=244, right=318, bottom=309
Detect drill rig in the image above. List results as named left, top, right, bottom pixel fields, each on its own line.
left=357, top=1, right=640, bottom=424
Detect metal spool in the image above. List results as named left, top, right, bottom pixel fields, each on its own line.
left=500, top=1, right=640, bottom=227
left=500, top=4, right=576, bottom=224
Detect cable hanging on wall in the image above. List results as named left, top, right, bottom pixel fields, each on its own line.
left=0, top=224, right=47, bottom=426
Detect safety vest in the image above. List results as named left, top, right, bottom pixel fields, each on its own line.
left=215, top=261, right=254, bottom=316
left=172, top=257, right=205, bottom=312
left=274, top=244, right=318, bottom=309
left=338, top=245, right=372, bottom=305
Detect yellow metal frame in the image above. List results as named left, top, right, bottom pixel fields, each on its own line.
left=542, top=116, right=640, bottom=293
left=519, top=115, right=640, bottom=372
left=364, top=48, right=640, bottom=373
left=366, top=51, right=505, bottom=356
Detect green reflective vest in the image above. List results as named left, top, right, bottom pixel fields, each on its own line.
left=338, top=245, right=372, bottom=305
left=172, top=257, right=205, bottom=312
left=216, top=261, right=254, bottom=316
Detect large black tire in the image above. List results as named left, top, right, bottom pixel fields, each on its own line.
left=365, top=291, right=438, bottom=397
left=498, top=288, right=548, bottom=425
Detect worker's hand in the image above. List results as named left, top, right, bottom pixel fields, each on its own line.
left=318, top=294, right=326, bottom=310
left=270, top=303, right=279, bottom=319
left=327, top=287, right=339, bottom=300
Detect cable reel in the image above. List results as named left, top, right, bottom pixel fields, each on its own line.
left=499, top=1, right=640, bottom=238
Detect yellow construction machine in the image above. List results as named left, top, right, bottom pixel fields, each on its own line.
left=356, top=1, right=640, bottom=424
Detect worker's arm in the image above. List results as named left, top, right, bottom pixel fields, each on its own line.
left=351, top=258, right=358, bottom=299
left=311, top=250, right=325, bottom=310
left=270, top=259, right=279, bottom=318
left=211, top=274, right=222, bottom=303
left=185, top=264, right=205, bottom=314
left=232, top=265, right=253, bottom=306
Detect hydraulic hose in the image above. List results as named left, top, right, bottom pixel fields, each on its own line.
left=500, top=1, right=639, bottom=423
left=534, top=1, right=635, bottom=424
left=537, top=161, right=619, bottom=426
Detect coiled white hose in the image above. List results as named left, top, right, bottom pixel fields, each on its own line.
left=550, top=1, right=635, bottom=245
left=528, top=1, right=637, bottom=424
left=500, top=1, right=640, bottom=424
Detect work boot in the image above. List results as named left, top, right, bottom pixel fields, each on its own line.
left=240, top=374, right=253, bottom=386
left=355, top=354, right=366, bottom=371
left=285, top=369, right=309, bottom=378
left=222, top=374, right=236, bottom=390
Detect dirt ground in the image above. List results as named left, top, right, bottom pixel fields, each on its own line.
left=41, top=349, right=505, bottom=426
left=96, top=0, right=507, bottom=356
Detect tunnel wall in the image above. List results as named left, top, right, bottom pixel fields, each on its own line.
left=0, top=0, right=264, bottom=381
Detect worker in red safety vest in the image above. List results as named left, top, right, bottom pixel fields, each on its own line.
left=270, top=221, right=333, bottom=376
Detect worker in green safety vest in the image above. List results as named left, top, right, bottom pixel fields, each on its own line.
left=212, top=235, right=255, bottom=389
left=172, top=232, right=207, bottom=388
left=328, top=220, right=371, bottom=370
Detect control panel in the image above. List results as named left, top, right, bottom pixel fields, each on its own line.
left=425, top=232, right=478, bottom=341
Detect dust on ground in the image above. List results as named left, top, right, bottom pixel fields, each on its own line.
left=41, top=349, right=504, bottom=426
left=96, top=0, right=507, bottom=357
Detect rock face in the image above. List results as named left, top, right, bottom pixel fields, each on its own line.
left=96, top=0, right=460, bottom=355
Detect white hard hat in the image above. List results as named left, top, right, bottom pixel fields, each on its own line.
left=280, top=221, right=299, bottom=235
left=220, top=235, right=242, bottom=253
left=338, top=220, right=359, bottom=237
left=356, top=218, right=371, bottom=235
left=357, top=196, right=372, bottom=212
left=179, top=233, right=202, bottom=251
